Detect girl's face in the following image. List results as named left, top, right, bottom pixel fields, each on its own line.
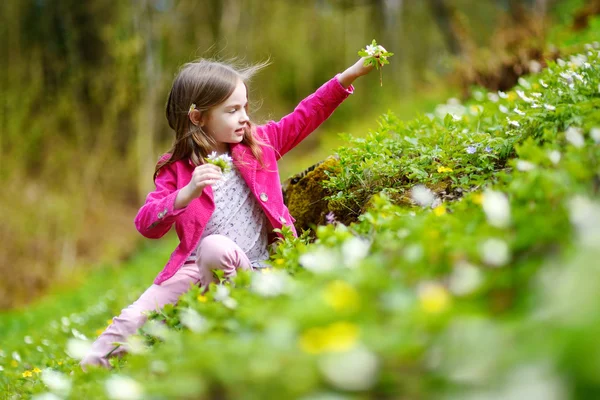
left=202, top=79, right=250, bottom=154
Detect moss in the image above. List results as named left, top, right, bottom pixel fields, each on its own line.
left=282, top=156, right=341, bottom=232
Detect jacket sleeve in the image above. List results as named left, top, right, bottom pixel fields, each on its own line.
left=134, top=162, right=187, bottom=239
left=263, top=74, right=354, bottom=159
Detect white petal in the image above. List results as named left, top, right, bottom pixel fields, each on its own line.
left=318, top=347, right=379, bottom=391
left=105, top=375, right=144, bottom=400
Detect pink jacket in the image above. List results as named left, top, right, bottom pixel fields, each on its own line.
left=134, top=75, right=354, bottom=284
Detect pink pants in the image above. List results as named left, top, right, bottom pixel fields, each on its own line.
left=80, top=234, right=252, bottom=369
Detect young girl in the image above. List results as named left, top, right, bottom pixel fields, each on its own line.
left=80, top=56, right=374, bottom=369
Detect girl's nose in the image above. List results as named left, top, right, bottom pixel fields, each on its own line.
left=239, top=109, right=249, bottom=123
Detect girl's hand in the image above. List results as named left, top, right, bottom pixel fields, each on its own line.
left=175, top=163, right=222, bottom=209
left=338, top=57, right=375, bottom=88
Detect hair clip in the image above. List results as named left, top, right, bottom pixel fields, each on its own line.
left=188, top=103, right=196, bottom=116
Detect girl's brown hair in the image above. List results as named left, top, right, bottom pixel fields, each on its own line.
left=155, top=59, right=270, bottom=180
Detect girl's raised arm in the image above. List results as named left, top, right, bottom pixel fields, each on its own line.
left=264, top=57, right=374, bottom=159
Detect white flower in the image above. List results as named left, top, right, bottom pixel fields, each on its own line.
left=251, top=269, right=288, bottom=297
left=61, top=317, right=70, bottom=327
left=568, top=196, right=600, bottom=247
left=449, top=262, right=483, bottom=296
left=480, top=238, right=510, bottom=267
left=518, top=77, right=531, bottom=89
left=516, top=90, right=533, bottom=102
left=450, top=113, right=462, bottom=121
left=544, top=104, right=556, bottom=111
left=507, top=118, right=520, bottom=128
left=214, top=285, right=230, bottom=301
left=529, top=60, right=542, bottom=74
left=65, top=338, right=91, bottom=360
left=548, top=150, right=561, bottom=165
left=531, top=92, right=542, bottom=98
left=539, top=79, right=548, bottom=88
left=565, top=126, right=585, bottom=148
left=143, top=320, right=170, bottom=340
left=179, top=308, right=208, bottom=333
left=12, top=351, right=21, bottom=362
left=318, top=347, right=379, bottom=391
left=404, top=244, right=424, bottom=263
left=222, top=297, right=238, bottom=309
left=516, top=160, right=536, bottom=172
left=0, top=366, right=3, bottom=371
left=365, top=44, right=377, bottom=56
left=487, top=93, right=499, bottom=102
left=125, top=335, right=148, bottom=354
left=499, top=105, right=509, bottom=114
left=341, top=237, right=370, bottom=268
left=590, top=127, right=600, bottom=143
left=299, top=247, right=339, bottom=273
left=31, top=394, right=62, bottom=400
left=24, top=336, right=33, bottom=344
left=498, top=91, right=508, bottom=99
left=514, top=107, right=525, bottom=116
left=41, top=369, right=72, bottom=396
left=482, top=190, right=511, bottom=228
left=105, top=375, right=144, bottom=400
left=411, top=185, right=435, bottom=207
left=71, top=328, right=87, bottom=341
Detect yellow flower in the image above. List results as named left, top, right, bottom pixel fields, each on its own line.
left=107, top=319, right=113, bottom=326
left=275, top=258, right=285, bottom=265
left=57, top=361, right=63, bottom=366
left=299, top=322, right=360, bottom=354
left=322, top=280, right=359, bottom=312
left=32, top=367, right=42, bottom=374
left=437, top=166, right=453, bottom=173
left=433, top=205, right=446, bottom=216
left=96, top=329, right=104, bottom=335
left=325, top=322, right=359, bottom=352
left=197, top=295, right=207, bottom=303
left=507, top=91, right=517, bottom=101
left=419, top=283, right=451, bottom=314
left=472, top=193, right=484, bottom=205
left=22, top=370, right=33, bottom=378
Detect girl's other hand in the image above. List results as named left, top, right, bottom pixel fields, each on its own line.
left=175, top=164, right=222, bottom=209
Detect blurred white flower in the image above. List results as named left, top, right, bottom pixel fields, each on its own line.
left=222, top=297, right=238, bottom=310
left=499, top=105, right=509, bottom=113
left=41, top=369, right=71, bottom=396
left=341, top=237, right=370, bottom=268
left=65, top=339, right=91, bottom=360
left=487, top=93, right=499, bottom=102
left=498, top=91, right=508, bottom=99
left=125, top=335, right=148, bottom=354
left=31, top=394, right=62, bottom=400
left=548, top=150, right=561, bottom=165
left=590, top=127, right=600, bottom=143
left=411, top=184, right=435, bottom=207
left=449, top=262, right=483, bottom=296
left=24, top=336, right=33, bottom=345
left=539, top=79, right=548, bottom=88
left=516, top=160, right=536, bottom=172
left=544, top=104, right=556, bottom=111
left=0, top=366, right=4, bottom=371
left=60, top=317, right=70, bottom=327
left=568, top=196, right=600, bottom=247
left=299, top=247, right=339, bottom=273
left=513, top=107, right=525, bottom=116
left=507, top=118, right=520, bottom=127
left=433, top=317, right=504, bottom=384
left=499, top=364, right=567, bottom=400
left=105, top=375, right=144, bottom=400
left=251, top=270, right=288, bottom=297
left=71, top=328, right=87, bottom=341
left=214, top=285, right=230, bottom=301
left=143, top=320, right=170, bottom=340
left=480, top=238, right=510, bottom=267
left=565, top=126, right=585, bottom=148
left=516, top=90, right=533, bottom=102
left=12, top=351, right=21, bottom=362
left=529, top=60, right=542, bottom=73
left=482, top=190, right=511, bottom=228
left=404, top=244, right=424, bottom=263
left=318, top=347, right=379, bottom=391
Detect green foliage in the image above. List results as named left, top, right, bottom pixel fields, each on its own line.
left=2, top=11, right=600, bottom=400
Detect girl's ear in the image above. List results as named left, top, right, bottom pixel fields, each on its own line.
left=189, top=109, right=203, bottom=126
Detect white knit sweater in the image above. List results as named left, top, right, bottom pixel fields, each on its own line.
left=185, top=163, right=270, bottom=268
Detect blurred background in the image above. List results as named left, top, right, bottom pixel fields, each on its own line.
left=1, top=0, right=566, bottom=309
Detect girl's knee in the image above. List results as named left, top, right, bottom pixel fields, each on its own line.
left=197, top=234, right=235, bottom=266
